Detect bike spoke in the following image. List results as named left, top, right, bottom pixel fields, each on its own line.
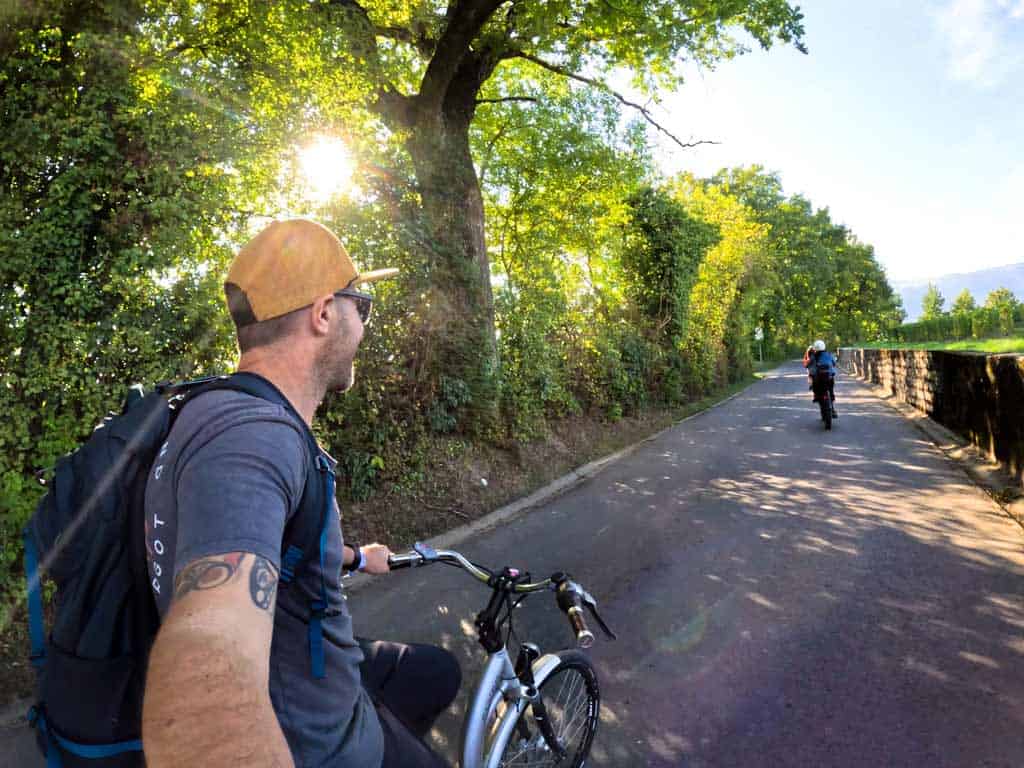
left=501, top=718, right=553, bottom=766
left=499, top=665, right=596, bottom=768
left=555, top=692, right=588, bottom=747
left=501, top=740, right=534, bottom=766
left=560, top=708, right=591, bottom=751
left=551, top=667, right=572, bottom=713
left=558, top=700, right=586, bottom=739
left=504, top=743, right=555, bottom=768
left=558, top=669, right=583, bottom=719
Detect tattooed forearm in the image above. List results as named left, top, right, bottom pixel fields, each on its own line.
left=249, top=557, right=279, bottom=611
left=173, top=553, right=278, bottom=612
left=174, top=553, right=247, bottom=599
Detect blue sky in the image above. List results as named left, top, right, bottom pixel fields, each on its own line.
left=650, top=0, right=1024, bottom=283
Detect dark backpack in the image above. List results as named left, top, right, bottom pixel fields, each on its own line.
left=23, top=372, right=337, bottom=767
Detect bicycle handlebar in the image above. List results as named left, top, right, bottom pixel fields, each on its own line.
left=387, top=542, right=615, bottom=648
left=387, top=544, right=552, bottom=592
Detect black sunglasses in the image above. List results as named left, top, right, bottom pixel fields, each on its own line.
left=334, top=288, right=373, bottom=325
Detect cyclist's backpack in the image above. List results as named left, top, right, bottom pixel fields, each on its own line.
left=23, top=372, right=338, bottom=767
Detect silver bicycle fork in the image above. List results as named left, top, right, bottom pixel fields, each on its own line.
left=460, top=647, right=564, bottom=768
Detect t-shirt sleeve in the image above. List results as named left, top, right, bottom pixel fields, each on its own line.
left=173, top=413, right=308, bottom=578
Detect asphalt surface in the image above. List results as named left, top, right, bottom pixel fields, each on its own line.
left=5, top=362, right=1023, bottom=766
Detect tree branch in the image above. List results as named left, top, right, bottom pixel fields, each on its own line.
left=375, top=87, right=417, bottom=129
left=478, top=122, right=511, bottom=188
left=475, top=96, right=537, bottom=104
left=510, top=50, right=720, bottom=151
left=418, top=0, right=510, bottom=111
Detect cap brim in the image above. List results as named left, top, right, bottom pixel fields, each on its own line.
left=352, top=268, right=400, bottom=285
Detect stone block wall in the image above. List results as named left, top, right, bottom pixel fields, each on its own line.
left=840, top=348, right=1024, bottom=486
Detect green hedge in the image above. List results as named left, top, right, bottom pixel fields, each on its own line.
left=890, top=306, right=1022, bottom=344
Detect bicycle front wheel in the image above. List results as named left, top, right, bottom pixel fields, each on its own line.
left=491, top=650, right=600, bottom=768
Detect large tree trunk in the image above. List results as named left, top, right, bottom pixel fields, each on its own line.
left=359, top=6, right=507, bottom=431
left=404, top=85, right=498, bottom=430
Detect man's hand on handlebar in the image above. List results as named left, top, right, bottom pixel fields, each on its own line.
left=360, top=543, right=393, bottom=575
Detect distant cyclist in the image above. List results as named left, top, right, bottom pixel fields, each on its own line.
left=806, top=339, right=838, bottom=418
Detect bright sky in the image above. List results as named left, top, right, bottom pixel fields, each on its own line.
left=650, top=0, right=1024, bottom=283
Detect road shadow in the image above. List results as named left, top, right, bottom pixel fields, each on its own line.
left=353, top=365, right=1024, bottom=767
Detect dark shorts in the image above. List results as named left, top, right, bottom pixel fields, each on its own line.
left=358, top=640, right=461, bottom=768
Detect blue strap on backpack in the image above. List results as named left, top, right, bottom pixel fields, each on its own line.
left=24, top=530, right=45, bottom=672
left=22, top=372, right=336, bottom=766
left=197, top=373, right=336, bottom=680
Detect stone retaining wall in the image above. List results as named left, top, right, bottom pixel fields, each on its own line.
left=840, top=348, right=1024, bottom=486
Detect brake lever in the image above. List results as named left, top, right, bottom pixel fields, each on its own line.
left=581, top=592, right=617, bottom=640
left=413, top=541, right=439, bottom=564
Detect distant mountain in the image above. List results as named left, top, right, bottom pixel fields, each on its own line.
left=895, top=263, right=1024, bottom=322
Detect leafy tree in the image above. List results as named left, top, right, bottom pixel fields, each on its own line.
left=984, top=287, right=1018, bottom=336
left=621, top=187, right=719, bottom=345
left=707, top=167, right=899, bottom=353
left=824, top=237, right=901, bottom=345
left=948, top=289, right=976, bottom=338
left=224, top=0, right=807, bottom=425
left=984, top=287, right=1017, bottom=311
left=672, top=175, right=769, bottom=390
left=893, top=286, right=1024, bottom=341
left=475, top=79, right=650, bottom=434
left=921, top=283, right=945, bottom=320
left=951, top=289, right=976, bottom=315
left=0, top=2, right=254, bottom=589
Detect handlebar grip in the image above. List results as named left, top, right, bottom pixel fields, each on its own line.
left=567, top=606, right=595, bottom=649
left=387, top=554, right=416, bottom=570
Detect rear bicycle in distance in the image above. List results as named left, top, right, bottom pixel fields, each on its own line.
left=811, top=369, right=835, bottom=430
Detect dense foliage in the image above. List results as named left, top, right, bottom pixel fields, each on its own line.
left=1, top=2, right=899, bottom=604
left=888, top=289, right=1023, bottom=344
left=951, top=289, right=976, bottom=316
left=701, top=167, right=904, bottom=355
left=921, top=283, right=946, bottom=320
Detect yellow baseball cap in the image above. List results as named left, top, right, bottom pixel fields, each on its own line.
left=225, top=218, right=398, bottom=325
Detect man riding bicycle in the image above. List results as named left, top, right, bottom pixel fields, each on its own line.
left=142, top=219, right=459, bottom=767
left=806, top=339, right=838, bottom=419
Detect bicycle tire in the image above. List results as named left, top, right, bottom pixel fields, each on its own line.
left=820, top=398, right=832, bottom=430
left=487, top=650, right=600, bottom=768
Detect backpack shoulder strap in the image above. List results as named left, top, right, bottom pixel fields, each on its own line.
left=181, top=373, right=327, bottom=553
left=182, top=372, right=335, bottom=679
left=23, top=528, right=46, bottom=676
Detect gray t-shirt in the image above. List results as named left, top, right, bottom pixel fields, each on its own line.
left=144, top=389, right=383, bottom=768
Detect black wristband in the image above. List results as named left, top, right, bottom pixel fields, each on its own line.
left=344, top=543, right=362, bottom=573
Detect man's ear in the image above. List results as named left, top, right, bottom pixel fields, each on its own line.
left=309, top=294, right=335, bottom=337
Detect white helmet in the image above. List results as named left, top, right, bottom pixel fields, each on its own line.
left=813, top=340, right=826, bottom=352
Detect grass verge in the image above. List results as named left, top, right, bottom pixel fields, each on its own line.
left=856, top=336, right=1024, bottom=354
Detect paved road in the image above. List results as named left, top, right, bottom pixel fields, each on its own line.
left=4, top=362, right=1023, bottom=766
left=353, top=362, right=1024, bottom=767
